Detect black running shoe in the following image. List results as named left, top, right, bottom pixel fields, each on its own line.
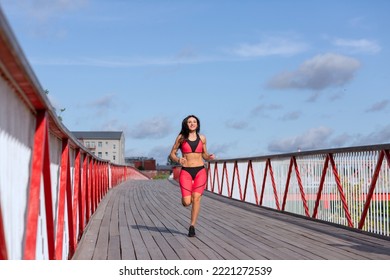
left=188, top=225, right=195, bottom=237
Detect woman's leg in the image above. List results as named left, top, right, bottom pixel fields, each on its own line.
left=179, top=169, right=192, bottom=206
left=182, top=196, right=192, bottom=207
left=190, top=168, right=207, bottom=226
left=190, top=192, right=202, bottom=226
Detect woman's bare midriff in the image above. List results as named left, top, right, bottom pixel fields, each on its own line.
left=182, top=153, right=204, bottom=167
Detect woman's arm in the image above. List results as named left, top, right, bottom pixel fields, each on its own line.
left=200, top=135, right=215, bottom=161
left=169, top=135, right=182, bottom=164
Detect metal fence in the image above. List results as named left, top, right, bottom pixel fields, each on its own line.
left=0, top=9, right=149, bottom=260
left=207, top=146, right=390, bottom=237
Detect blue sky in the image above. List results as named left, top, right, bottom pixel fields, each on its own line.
left=1, top=0, right=389, bottom=164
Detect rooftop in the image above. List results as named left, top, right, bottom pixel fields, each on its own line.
left=72, top=131, right=123, bottom=140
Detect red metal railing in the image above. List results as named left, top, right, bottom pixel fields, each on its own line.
left=0, top=9, right=149, bottom=260
left=207, top=145, right=390, bottom=237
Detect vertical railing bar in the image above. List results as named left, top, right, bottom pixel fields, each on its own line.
left=42, top=125, right=55, bottom=260
left=72, top=149, right=81, bottom=252
left=259, top=160, right=269, bottom=206
left=215, top=163, right=221, bottom=195
left=249, top=161, right=259, bottom=205
left=329, top=153, right=353, bottom=227
left=312, top=155, right=329, bottom=218
left=223, top=162, right=232, bottom=198
left=231, top=161, right=237, bottom=199
left=358, top=150, right=385, bottom=229
left=0, top=201, right=8, bottom=260
left=235, top=161, right=244, bottom=201
left=55, top=139, right=68, bottom=259
left=220, top=162, right=225, bottom=195
left=66, top=146, right=75, bottom=259
left=79, top=154, right=87, bottom=240
left=292, top=157, right=310, bottom=217
left=243, top=160, right=251, bottom=202
left=282, top=158, right=294, bottom=211
left=24, top=111, right=48, bottom=260
left=268, top=159, right=281, bottom=211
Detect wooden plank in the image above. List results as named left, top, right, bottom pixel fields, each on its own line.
left=73, top=179, right=390, bottom=260
left=143, top=181, right=230, bottom=259
left=71, top=188, right=112, bottom=260
left=135, top=183, right=181, bottom=260
left=147, top=182, right=248, bottom=259
left=130, top=185, right=166, bottom=260
left=91, top=189, right=116, bottom=260
left=118, top=190, right=136, bottom=260
left=107, top=191, right=121, bottom=260
left=123, top=185, right=151, bottom=260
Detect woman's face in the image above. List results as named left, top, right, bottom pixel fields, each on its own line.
left=187, top=117, right=198, bottom=131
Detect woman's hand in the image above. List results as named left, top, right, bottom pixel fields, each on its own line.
left=209, top=154, right=215, bottom=160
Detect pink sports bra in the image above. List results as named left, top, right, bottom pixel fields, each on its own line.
left=180, top=134, right=203, bottom=154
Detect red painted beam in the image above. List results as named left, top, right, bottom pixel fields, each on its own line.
left=24, top=111, right=54, bottom=259
left=0, top=202, right=8, bottom=260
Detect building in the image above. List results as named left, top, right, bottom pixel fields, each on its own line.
left=72, top=131, right=125, bottom=164
left=125, top=156, right=156, bottom=170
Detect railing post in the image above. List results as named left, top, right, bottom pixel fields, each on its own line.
left=24, top=110, right=55, bottom=260
left=292, top=157, right=310, bottom=217
left=328, top=154, right=353, bottom=227
left=72, top=149, right=81, bottom=252
left=55, top=138, right=75, bottom=259
left=0, top=202, right=7, bottom=260
left=358, top=150, right=385, bottom=229
left=312, top=155, right=330, bottom=218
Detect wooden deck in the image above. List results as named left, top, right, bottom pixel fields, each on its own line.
left=72, top=179, right=390, bottom=260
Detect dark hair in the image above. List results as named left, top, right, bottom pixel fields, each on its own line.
left=179, top=115, right=200, bottom=140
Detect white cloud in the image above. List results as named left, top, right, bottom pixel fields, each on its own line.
left=251, top=103, right=282, bottom=116
left=128, top=116, right=172, bottom=139
left=267, top=123, right=390, bottom=154
left=267, top=53, right=361, bottom=90
left=332, top=38, right=381, bottom=54
left=148, top=145, right=172, bottom=165
left=280, top=111, right=302, bottom=121
left=225, top=120, right=249, bottom=130
left=88, top=93, right=116, bottom=109
left=268, top=126, right=333, bottom=153
left=354, top=124, right=390, bottom=145
left=8, top=0, right=88, bottom=22
left=365, top=99, right=389, bottom=113
left=232, top=37, right=308, bottom=57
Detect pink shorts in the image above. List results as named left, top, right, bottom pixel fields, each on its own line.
left=179, top=166, right=207, bottom=197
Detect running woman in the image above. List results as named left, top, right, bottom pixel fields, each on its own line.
left=169, top=115, right=215, bottom=237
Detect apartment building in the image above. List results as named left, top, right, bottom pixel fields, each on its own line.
left=72, top=131, right=125, bottom=165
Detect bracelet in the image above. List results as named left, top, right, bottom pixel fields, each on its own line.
left=177, top=158, right=181, bottom=163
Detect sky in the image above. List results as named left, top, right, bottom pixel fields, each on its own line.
left=0, top=0, right=389, bottom=165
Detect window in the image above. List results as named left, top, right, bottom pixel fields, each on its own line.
left=113, top=144, right=116, bottom=149
left=98, top=152, right=102, bottom=158
left=113, top=155, right=116, bottom=161
left=105, top=152, right=108, bottom=156
left=98, top=141, right=102, bottom=147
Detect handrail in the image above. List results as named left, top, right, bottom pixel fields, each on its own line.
left=207, top=144, right=390, bottom=238
left=0, top=7, right=148, bottom=260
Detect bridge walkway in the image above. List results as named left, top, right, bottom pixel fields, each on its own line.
left=72, top=179, right=390, bottom=260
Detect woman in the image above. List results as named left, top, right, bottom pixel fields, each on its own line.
left=169, top=115, right=215, bottom=237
